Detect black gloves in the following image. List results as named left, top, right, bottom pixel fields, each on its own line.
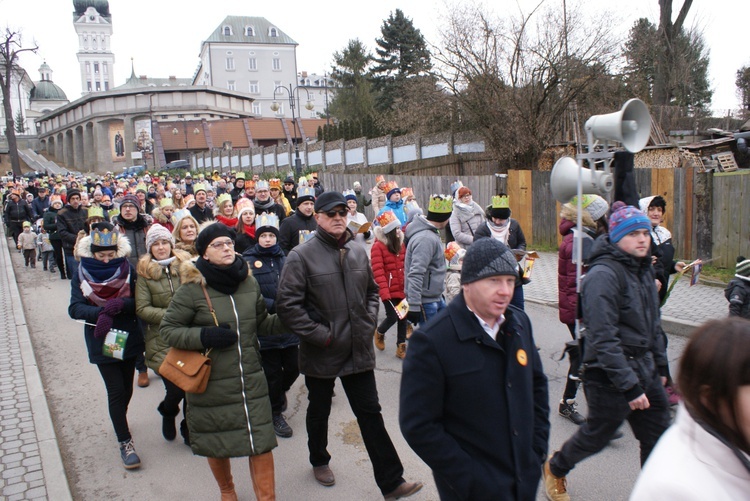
left=102, top=298, right=125, bottom=316
left=406, top=310, right=423, bottom=325
left=200, top=323, right=237, bottom=349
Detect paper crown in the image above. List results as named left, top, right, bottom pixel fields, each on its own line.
left=214, top=193, right=230, bottom=207
left=256, top=180, right=270, bottom=191
left=22, top=221, right=32, bottom=227
left=193, top=183, right=206, bottom=194
left=91, top=227, right=118, bottom=248
left=404, top=200, right=420, bottom=214
left=428, top=195, right=453, bottom=214
left=491, top=195, right=510, bottom=209
left=444, top=241, right=461, bottom=262
left=87, top=206, right=104, bottom=219
left=107, top=207, right=120, bottom=219
left=269, top=178, right=282, bottom=190
left=255, top=213, right=280, bottom=231
left=50, top=195, right=63, bottom=206
left=400, top=187, right=414, bottom=199
left=343, top=189, right=357, bottom=201
left=245, top=180, right=256, bottom=188
left=160, top=197, right=174, bottom=208
left=305, top=173, right=314, bottom=181
left=235, top=198, right=253, bottom=213
left=298, top=186, right=316, bottom=199
left=235, top=172, right=246, bottom=180
left=136, top=183, right=148, bottom=193
left=450, top=180, right=463, bottom=194
left=375, top=210, right=400, bottom=233
left=298, top=176, right=308, bottom=186
left=385, top=181, right=400, bottom=194
left=375, top=175, right=385, bottom=184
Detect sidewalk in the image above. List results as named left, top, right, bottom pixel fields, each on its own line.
left=0, top=227, right=72, bottom=501
left=524, top=251, right=729, bottom=336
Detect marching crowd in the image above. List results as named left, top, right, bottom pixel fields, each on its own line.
left=2, top=169, right=749, bottom=500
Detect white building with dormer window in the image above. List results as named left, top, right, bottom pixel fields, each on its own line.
left=73, top=0, right=115, bottom=95
left=192, top=16, right=298, bottom=118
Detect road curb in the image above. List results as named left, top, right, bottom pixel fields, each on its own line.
left=1, top=228, right=73, bottom=501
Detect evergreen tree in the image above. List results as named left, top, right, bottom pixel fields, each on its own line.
left=736, top=66, right=750, bottom=111
left=328, top=39, right=376, bottom=122
left=371, top=9, right=432, bottom=112
left=14, top=109, right=25, bottom=133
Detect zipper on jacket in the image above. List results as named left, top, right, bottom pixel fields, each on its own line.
left=165, top=268, right=174, bottom=294
left=230, top=295, right=256, bottom=455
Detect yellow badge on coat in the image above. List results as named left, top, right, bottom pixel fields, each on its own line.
left=254, top=260, right=263, bottom=268
left=516, top=349, right=528, bottom=366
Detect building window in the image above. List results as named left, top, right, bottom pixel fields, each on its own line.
left=245, top=26, right=254, bottom=36
left=87, top=81, right=92, bottom=91
left=85, top=62, right=91, bottom=74
left=223, top=25, right=232, bottom=36
left=103, top=62, right=108, bottom=74
left=94, top=63, right=99, bottom=74
left=161, top=115, right=168, bottom=119
left=269, top=27, right=278, bottom=37
left=252, top=103, right=261, bottom=115
left=95, top=81, right=101, bottom=91
left=248, top=58, right=257, bottom=71
left=226, top=57, right=235, bottom=70
left=272, top=58, right=281, bottom=71
left=194, top=114, right=200, bottom=117
left=104, top=81, right=109, bottom=91
left=177, top=114, right=184, bottom=118
left=227, top=81, right=236, bottom=91
left=249, top=81, right=259, bottom=94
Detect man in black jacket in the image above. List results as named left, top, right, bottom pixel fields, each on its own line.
left=31, top=187, right=51, bottom=219
left=277, top=186, right=316, bottom=255
left=55, top=189, right=87, bottom=278
left=189, top=184, right=214, bottom=224
left=400, top=237, right=549, bottom=500
left=543, top=205, right=671, bottom=501
left=4, top=189, right=33, bottom=246
left=253, top=181, right=286, bottom=222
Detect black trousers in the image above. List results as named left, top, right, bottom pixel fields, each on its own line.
left=261, top=346, right=299, bottom=415
left=51, top=239, right=66, bottom=279
left=550, top=375, right=671, bottom=477
left=161, top=375, right=186, bottom=417
left=562, top=323, right=581, bottom=401
left=377, top=300, right=407, bottom=345
left=23, top=249, right=36, bottom=266
left=8, top=222, right=23, bottom=246
left=97, top=358, right=137, bottom=442
left=305, top=371, right=405, bottom=494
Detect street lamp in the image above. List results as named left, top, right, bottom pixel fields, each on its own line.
left=270, top=84, right=314, bottom=176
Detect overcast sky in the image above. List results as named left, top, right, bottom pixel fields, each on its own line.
left=4, top=0, right=747, bottom=113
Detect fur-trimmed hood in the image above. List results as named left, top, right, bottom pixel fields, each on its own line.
left=373, top=225, right=404, bottom=246
left=151, top=207, right=175, bottom=226
left=75, top=232, right=132, bottom=259
left=178, top=256, right=252, bottom=285
left=136, top=248, right=192, bottom=280
left=560, top=203, right=596, bottom=228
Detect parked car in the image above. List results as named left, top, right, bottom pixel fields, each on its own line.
left=115, top=165, right=146, bottom=179
left=163, top=160, right=190, bottom=172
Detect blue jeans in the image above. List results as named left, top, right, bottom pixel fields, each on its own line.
left=422, top=299, right=446, bottom=323
left=65, top=253, right=79, bottom=279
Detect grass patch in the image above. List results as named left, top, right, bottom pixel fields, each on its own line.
left=699, top=264, right=732, bottom=284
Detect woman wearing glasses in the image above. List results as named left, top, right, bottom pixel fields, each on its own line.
left=161, top=223, right=283, bottom=500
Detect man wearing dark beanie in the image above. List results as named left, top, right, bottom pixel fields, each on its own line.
left=400, top=237, right=549, bottom=500
left=404, top=195, right=453, bottom=324
left=543, top=205, right=670, bottom=501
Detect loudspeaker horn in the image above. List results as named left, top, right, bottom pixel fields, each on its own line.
left=550, top=157, right=613, bottom=203
left=585, top=98, right=651, bottom=153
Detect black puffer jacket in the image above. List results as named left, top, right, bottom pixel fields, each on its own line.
left=4, top=198, right=33, bottom=223
left=56, top=204, right=87, bottom=252
left=242, top=243, right=299, bottom=350
left=276, top=228, right=379, bottom=378
left=277, top=211, right=317, bottom=255
left=725, top=277, right=750, bottom=319
left=580, top=236, right=667, bottom=401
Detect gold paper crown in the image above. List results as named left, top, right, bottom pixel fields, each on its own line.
left=256, top=180, right=270, bottom=191
left=136, top=183, right=148, bottom=193
left=376, top=210, right=400, bottom=232
left=87, top=206, right=104, bottom=219
left=235, top=198, right=253, bottom=212
left=305, top=173, right=313, bottom=181
left=245, top=180, right=256, bottom=188
left=444, top=241, right=461, bottom=262
left=216, top=193, right=232, bottom=206
left=235, top=172, right=246, bottom=180
left=193, top=183, right=206, bottom=194
left=428, top=195, right=453, bottom=214
left=400, top=187, right=413, bottom=199
left=384, top=181, right=399, bottom=194
left=160, top=197, right=174, bottom=208
left=375, top=175, right=385, bottom=184
left=92, top=227, right=118, bottom=247
left=269, top=178, right=282, bottom=190
left=491, top=195, right=510, bottom=209
left=298, top=186, right=315, bottom=198
left=107, top=208, right=120, bottom=218
left=255, top=213, right=280, bottom=231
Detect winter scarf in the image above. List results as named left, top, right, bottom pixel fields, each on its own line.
left=78, top=257, right=131, bottom=306
left=195, top=255, right=249, bottom=295
left=487, top=219, right=510, bottom=245
left=215, top=214, right=239, bottom=228
left=254, top=198, right=275, bottom=211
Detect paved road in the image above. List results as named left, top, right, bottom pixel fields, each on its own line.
left=10, top=241, right=691, bottom=500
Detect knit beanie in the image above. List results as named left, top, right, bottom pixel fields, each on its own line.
left=608, top=205, right=651, bottom=244
left=146, top=224, right=175, bottom=252
left=461, top=238, right=518, bottom=284
left=195, top=222, right=236, bottom=257
left=120, top=194, right=141, bottom=210
left=67, top=188, right=81, bottom=200
left=571, top=195, right=609, bottom=221
left=736, top=256, right=750, bottom=278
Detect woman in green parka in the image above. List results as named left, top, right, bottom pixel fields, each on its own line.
left=135, top=224, right=192, bottom=444
left=160, top=223, right=282, bottom=501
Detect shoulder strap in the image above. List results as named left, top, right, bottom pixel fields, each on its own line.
left=588, top=257, right=627, bottom=296
left=200, top=283, right=219, bottom=327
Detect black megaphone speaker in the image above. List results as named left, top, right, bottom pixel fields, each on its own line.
left=550, top=157, right=613, bottom=203
left=585, top=99, right=651, bottom=153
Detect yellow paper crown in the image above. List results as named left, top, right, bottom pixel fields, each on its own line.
left=384, top=181, right=399, bottom=194
left=269, top=178, right=282, bottom=190
left=216, top=193, right=232, bottom=207
left=193, top=183, right=206, bottom=194
left=428, top=195, right=453, bottom=214
left=136, top=183, right=148, bottom=193
left=92, top=227, right=118, bottom=247
left=235, top=172, right=246, bottom=180
left=87, top=206, right=104, bottom=219
left=160, top=197, right=174, bottom=208
left=375, top=210, right=400, bottom=233
left=492, top=195, right=510, bottom=209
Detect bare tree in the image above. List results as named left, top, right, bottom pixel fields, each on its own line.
left=653, top=0, right=693, bottom=106
left=433, top=3, right=620, bottom=168
left=0, top=27, right=37, bottom=177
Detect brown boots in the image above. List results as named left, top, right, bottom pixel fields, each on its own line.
left=207, top=457, right=237, bottom=501
left=374, top=329, right=386, bottom=351
left=249, top=451, right=276, bottom=501
left=396, top=343, right=407, bottom=359
left=207, top=452, right=275, bottom=501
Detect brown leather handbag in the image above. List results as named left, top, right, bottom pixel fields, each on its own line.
left=160, top=284, right=218, bottom=394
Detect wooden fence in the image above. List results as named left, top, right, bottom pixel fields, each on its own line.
left=322, top=167, right=749, bottom=268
